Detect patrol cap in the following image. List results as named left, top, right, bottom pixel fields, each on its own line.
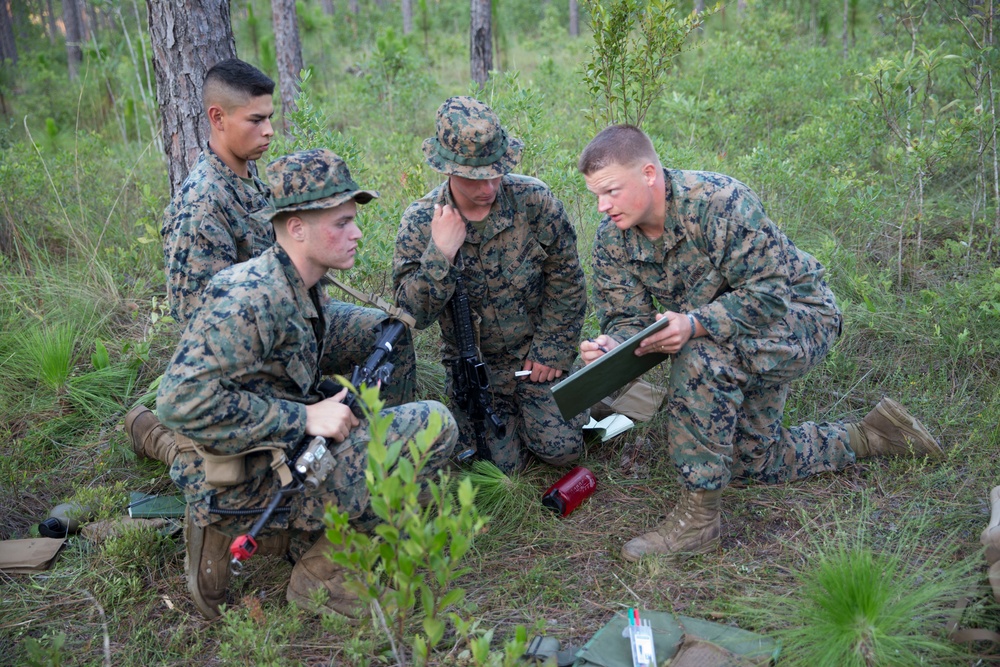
left=422, top=96, right=523, bottom=180
left=264, top=148, right=379, bottom=221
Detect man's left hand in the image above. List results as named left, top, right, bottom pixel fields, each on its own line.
left=520, top=359, right=563, bottom=383
left=636, top=311, right=699, bottom=356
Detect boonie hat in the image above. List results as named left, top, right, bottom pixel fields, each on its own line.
left=263, top=148, right=378, bottom=221
left=422, top=96, right=523, bottom=180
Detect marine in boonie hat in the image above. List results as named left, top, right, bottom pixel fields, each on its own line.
left=263, top=148, right=379, bottom=221
left=422, top=96, right=524, bottom=180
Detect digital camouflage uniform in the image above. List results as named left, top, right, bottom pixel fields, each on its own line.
left=161, top=147, right=274, bottom=325
left=593, top=169, right=853, bottom=491
left=393, top=97, right=588, bottom=473
left=158, top=151, right=450, bottom=537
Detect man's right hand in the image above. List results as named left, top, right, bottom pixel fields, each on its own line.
left=304, top=387, right=360, bottom=442
left=581, top=335, right=619, bottom=365
left=430, top=203, right=466, bottom=262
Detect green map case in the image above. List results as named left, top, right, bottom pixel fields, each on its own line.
left=551, top=317, right=671, bottom=421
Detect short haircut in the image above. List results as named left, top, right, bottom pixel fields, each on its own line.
left=202, top=58, right=274, bottom=111
left=578, top=124, right=661, bottom=175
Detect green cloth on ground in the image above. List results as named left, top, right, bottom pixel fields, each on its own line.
left=573, top=610, right=779, bottom=667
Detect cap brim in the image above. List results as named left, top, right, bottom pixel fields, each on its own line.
left=263, top=189, right=380, bottom=221
left=422, top=137, right=523, bottom=179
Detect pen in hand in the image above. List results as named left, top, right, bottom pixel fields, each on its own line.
left=586, top=338, right=610, bottom=354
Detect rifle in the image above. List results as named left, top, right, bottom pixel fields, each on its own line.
left=449, top=255, right=506, bottom=462
left=321, top=318, right=408, bottom=417
left=228, top=318, right=408, bottom=571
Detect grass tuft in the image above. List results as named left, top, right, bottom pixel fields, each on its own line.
left=19, top=322, right=78, bottom=391
left=459, top=460, right=542, bottom=538
left=734, top=502, right=980, bottom=667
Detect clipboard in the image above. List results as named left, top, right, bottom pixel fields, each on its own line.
left=551, top=317, right=671, bottom=421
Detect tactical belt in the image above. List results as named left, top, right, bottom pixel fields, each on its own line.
left=175, top=433, right=293, bottom=488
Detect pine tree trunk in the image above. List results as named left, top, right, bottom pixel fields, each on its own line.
left=320, top=0, right=335, bottom=15
left=402, top=0, right=413, bottom=35
left=45, top=0, right=58, bottom=44
left=272, top=0, right=303, bottom=133
left=79, top=0, right=92, bottom=42
left=349, top=0, right=359, bottom=15
left=470, top=0, right=492, bottom=86
left=62, top=0, right=83, bottom=79
left=568, top=0, right=578, bottom=37
left=0, top=0, right=16, bottom=64
left=842, top=0, right=849, bottom=58
left=147, top=0, right=237, bottom=196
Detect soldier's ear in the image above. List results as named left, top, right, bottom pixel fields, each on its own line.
left=285, top=214, right=306, bottom=242
left=641, top=162, right=658, bottom=186
left=207, top=104, right=226, bottom=131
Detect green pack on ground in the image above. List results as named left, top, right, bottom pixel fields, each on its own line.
left=573, top=609, right=779, bottom=667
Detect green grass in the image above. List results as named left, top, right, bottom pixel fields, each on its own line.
left=18, top=323, right=78, bottom=392
left=1, top=1, right=999, bottom=665
left=733, top=504, right=982, bottom=666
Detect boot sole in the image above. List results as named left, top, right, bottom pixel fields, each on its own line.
left=620, top=537, right=719, bottom=563
left=875, top=398, right=944, bottom=458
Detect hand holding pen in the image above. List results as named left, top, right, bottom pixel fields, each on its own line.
left=581, top=335, right=618, bottom=365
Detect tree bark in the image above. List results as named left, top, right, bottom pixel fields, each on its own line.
left=402, top=0, right=413, bottom=35
left=147, top=0, right=237, bottom=196
left=0, top=0, right=16, bottom=64
left=62, top=0, right=83, bottom=79
left=271, top=0, right=303, bottom=133
left=842, top=0, right=849, bottom=58
left=320, top=0, right=335, bottom=14
left=694, top=0, right=704, bottom=12
left=470, top=0, right=492, bottom=86
left=569, top=0, right=578, bottom=37
left=79, top=0, right=92, bottom=42
left=349, top=0, right=359, bottom=15
left=45, top=0, right=58, bottom=44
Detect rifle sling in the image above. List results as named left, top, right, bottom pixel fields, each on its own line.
left=325, top=274, right=416, bottom=328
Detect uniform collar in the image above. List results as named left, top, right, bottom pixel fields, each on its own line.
left=203, top=145, right=270, bottom=204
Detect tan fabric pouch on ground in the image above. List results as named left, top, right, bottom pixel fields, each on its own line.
left=609, top=379, right=667, bottom=422
left=0, top=537, right=66, bottom=574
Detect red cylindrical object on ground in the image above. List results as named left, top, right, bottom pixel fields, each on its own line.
left=542, top=466, right=597, bottom=517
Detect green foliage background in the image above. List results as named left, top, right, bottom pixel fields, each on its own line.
left=1, top=0, right=999, bottom=664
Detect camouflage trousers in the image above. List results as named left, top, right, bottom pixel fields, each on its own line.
left=324, top=302, right=416, bottom=405
left=449, top=355, right=587, bottom=474
left=176, top=400, right=457, bottom=535
left=667, top=309, right=853, bottom=491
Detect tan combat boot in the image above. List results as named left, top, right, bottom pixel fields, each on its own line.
left=621, top=488, right=722, bottom=562
left=845, top=397, right=943, bottom=459
left=184, top=507, right=231, bottom=619
left=286, top=535, right=362, bottom=618
left=125, top=406, right=179, bottom=465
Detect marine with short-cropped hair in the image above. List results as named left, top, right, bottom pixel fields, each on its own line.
left=579, top=124, right=944, bottom=563
left=160, top=58, right=277, bottom=326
